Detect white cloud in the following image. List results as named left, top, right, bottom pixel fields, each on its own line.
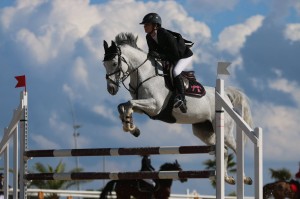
left=31, top=134, right=60, bottom=149
left=49, top=111, right=70, bottom=133
left=253, top=101, right=300, bottom=161
left=186, top=0, right=238, bottom=14
left=296, top=2, right=300, bottom=16
left=216, top=15, right=264, bottom=55
left=284, top=23, right=300, bottom=42
left=72, top=57, right=89, bottom=88
left=252, top=77, right=300, bottom=161
left=15, top=28, right=56, bottom=64
left=62, top=84, right=76, bottom=101
left=49, top=0, right=101, bottom=38
left=268, top=77, right=300, bottom=106
left=92, top=105, right=117, bottom=122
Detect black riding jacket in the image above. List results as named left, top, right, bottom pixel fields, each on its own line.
left=146, top=28, right=193, bottom=64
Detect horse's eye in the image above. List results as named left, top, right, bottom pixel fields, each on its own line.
left=113, top=63, right=118, bottom=67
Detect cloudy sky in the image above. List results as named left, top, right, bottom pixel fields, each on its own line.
left=1, top=0, right=300, bottom=196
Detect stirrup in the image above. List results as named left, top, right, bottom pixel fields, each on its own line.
left=179, top=103, right=187, bottom=113
left=173, top=96, right=187, bottom=113
left=173, top=98, right=183, bottom=108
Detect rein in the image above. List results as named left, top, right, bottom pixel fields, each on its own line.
left=105, top=46, right=162, bottom=98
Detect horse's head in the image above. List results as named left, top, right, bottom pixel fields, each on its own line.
left=103, top=40, right=128, bottom=95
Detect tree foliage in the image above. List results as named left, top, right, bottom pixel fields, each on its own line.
left=29, top=160, right=89, bottom=199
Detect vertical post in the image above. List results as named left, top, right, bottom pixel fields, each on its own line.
left=254, top=127, right=263, bottom=199
left=19, top=91, right=28, bottom=199
left=236, top=105, right=244, bottom=198
left=13, top=126, right=19, bottom=199
left=216, top=78, right=225, bottom=199
left=4, top=144, right=9, bottom=199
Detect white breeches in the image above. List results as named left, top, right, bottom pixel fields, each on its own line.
left=173, top=56, right=193, bottom=77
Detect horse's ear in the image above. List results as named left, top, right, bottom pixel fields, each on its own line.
left=111, top=40, right=117, bottom=47
left=103, top=40, right=108, bottom=50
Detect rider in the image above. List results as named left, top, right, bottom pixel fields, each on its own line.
left=140, top=13, right=193, bottom=113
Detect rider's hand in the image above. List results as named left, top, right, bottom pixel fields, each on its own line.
left=148, top=51, right=160, bottom=59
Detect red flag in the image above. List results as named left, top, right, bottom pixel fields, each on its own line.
left=15, top=75, right=26, bottom=88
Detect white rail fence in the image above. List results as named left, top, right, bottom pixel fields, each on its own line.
left=215, top=62, right=263, bottom=199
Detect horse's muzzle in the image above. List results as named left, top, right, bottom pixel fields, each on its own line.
left=107, top=83, right=119, bottom=95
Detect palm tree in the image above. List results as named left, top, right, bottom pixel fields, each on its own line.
left=203, top=153, right=236, bottom=188
left=29, top=160, right=88, bottom=199
left=269, top=168, right=292, bottom=181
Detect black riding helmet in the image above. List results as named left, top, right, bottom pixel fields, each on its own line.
left=140, top=13, right=162, bottom=26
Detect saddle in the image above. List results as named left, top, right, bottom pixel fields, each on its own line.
left=163, top=64, right=206, bottom=98
left=148, top=63, right=206, bottom=123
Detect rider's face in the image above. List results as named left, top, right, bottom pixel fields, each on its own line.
left=144, top=23, right=155, bottom=34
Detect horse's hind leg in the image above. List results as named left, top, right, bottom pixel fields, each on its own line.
left=192, top=122, right=235, bottom=185
left=224, top=116, right=253, bottom=185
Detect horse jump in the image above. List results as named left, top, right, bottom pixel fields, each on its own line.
left=0, top=92, right=215, bottom=198
left=24, top=145, right=215, bottom=181
left=0, top=62, right=263, bottom=199
left=215, top=62, right=263, bottom=199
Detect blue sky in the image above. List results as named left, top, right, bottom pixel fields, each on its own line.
left=1, top=0, right=300, bottom=196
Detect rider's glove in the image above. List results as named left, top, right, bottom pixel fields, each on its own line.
left=148, top=51, right=161, bottom=59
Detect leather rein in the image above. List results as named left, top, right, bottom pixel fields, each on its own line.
left=105, top=46, right=161, bottom=98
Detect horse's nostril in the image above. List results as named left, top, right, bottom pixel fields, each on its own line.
left=109, top=87, right=115, bottom=94
left=108, top=86, right=118, bottom=95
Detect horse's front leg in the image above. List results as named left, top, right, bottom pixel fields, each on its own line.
left=118, top=98, right=158, bottom=137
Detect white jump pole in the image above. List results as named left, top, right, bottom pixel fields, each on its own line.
left=19, top=91, right=28, bottom=199
left=254, top=127, right=263, bottom=199
left=236, top=104, right=245, bottom=198
left=13, top=126, right=19, bottom=199
left=216, top=62, right=230, bottom=199
left=216, top=62, right=263, bottom=199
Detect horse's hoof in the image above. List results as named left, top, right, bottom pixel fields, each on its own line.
left=225, top=176, right=235, bottom=185
left=244, top=176, right=253, bottom=185
left=130, top=128, right=140, bottom=137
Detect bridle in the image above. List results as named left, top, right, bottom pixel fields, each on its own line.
left=104, top=46, right=127, bottom=86
left=104, top=45, right=157, bottom=96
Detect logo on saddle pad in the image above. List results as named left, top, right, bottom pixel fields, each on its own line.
left=181, top=71, right=206, bottom=98
left=162, top=64, right=206, bottom=98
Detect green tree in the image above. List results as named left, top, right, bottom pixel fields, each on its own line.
left=269, top=168, right=292, bottom=181
left=29, top=160, right=89, bottom=199
left=203, top=153, right=236, bottom=188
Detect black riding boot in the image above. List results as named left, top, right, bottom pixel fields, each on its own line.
left=173, top=75, right=187, bottom=113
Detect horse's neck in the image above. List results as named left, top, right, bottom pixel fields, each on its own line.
left=122, top=46, right=161, bottom=89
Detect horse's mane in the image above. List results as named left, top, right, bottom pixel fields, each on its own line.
left=115, top=32, right=143, bottom=51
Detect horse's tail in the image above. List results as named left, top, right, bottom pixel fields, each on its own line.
left=99, top=180, right=116, bottom=199
left=225, top=87, right=253, bottom=128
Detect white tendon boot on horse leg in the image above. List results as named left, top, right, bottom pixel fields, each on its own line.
left=224, top=148, right=235, bottom=185
left=118, top=102, right=140, bottom=137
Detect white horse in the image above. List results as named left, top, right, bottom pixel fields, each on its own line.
left=102, top=32, right=253, bottom=185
